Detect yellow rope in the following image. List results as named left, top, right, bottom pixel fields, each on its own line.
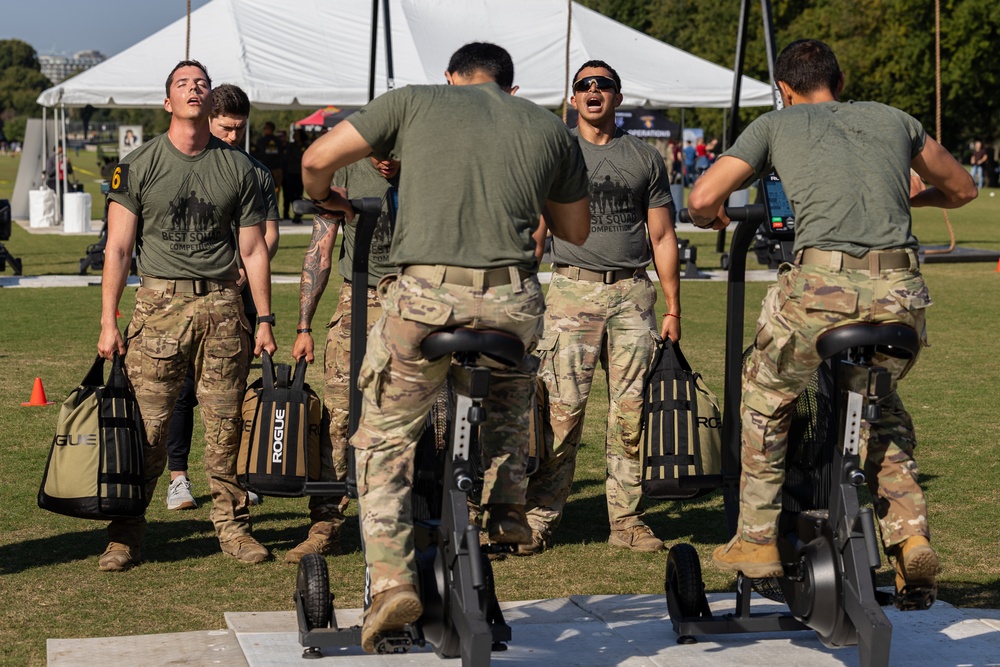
left=186, top=0, right=192, bottom=60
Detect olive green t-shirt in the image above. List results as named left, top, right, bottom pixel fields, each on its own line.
left=347, top=83, right=589, bottom=271
left=724, top=101, right=926, bottom=256
left=108, top=134, right=266, bottom=280
left=551, top=128, right=672, bottom=271
left=332, top=159, right=399, bottom=287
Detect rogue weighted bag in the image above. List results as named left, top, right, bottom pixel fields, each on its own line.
left=238, top=352, right=323, bottom=497
left=640, top=340, right=723, bottom=500
left=38, top=353, right=148, bottom=519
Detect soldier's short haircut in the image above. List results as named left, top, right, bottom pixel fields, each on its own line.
left=447, top=42, right=514, bottom=90
left=775, top=39, right=841, bottom=96
left=572, top=60, right=622, bottom=92
left=165, top=59, right=211, bottom=97
left=211, top=83, right=251, bottom=119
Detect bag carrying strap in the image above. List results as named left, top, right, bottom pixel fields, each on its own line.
left=669, top=340, right=693, bottom=373
left=260, top=350, right=277, bottom=389
left=106, top=351, right=130, bottom=391
left=81, top=355, right=106, bottom=388
left=290, top=356, right=309, bottom=390
left=259, top=349, right=303, bottom=391
left=644, top=339, right=692, bottom=393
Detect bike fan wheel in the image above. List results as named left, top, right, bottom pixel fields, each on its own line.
left=297, top=553, right=331, bottom=630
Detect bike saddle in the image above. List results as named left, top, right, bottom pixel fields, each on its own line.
left=816, top=323, right=920, bottom=361
left=421, top=327, right=525, bottom=367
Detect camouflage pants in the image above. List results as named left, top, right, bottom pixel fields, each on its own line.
left=524, top=273, right=660, bottom=537
left=740, top=257, right=930, bottom=549
left=112, top=284, right=252, bottom=546
left=352, top=268, right=544, bottom=596
left=315, top=282, right=382, bottom=525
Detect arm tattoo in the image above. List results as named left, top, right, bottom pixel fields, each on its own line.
left=298, top=216, right=338, bottom=326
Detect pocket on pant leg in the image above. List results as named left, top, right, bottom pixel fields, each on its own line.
left=357, top=320, right=391, bottom=408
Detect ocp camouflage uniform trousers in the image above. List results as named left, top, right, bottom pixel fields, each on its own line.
left=113, top=283, right=252, bottom=546
left=317, top=282, right=383, bottom=527
left=740, top=251, right=930, bottom=550
left=525, top=272, right=659, bottom=536
left=351, top=266, right=544, bottom=597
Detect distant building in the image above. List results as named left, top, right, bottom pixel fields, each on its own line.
left=39, top=50, right=107, bottom=84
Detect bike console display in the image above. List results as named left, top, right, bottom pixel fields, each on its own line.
left=759, top=172, right=796, bottom=240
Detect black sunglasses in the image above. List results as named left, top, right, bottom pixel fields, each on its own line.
left=572, top=75, right=618, bottom=93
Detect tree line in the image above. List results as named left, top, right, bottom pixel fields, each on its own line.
left=3, top=1, right=997, bottom=157
left=580, top=0, right=999, bottom=156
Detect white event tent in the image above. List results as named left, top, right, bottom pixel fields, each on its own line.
left=36, top=0, right=774, bottom=111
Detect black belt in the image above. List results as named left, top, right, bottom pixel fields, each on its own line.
left=401, top=265, right=531, bottom=288
left=798, top=248, right=916, bottom=272
left=553, top=264, right=646, bottom=284
left=139, top=277, right=237, bottom=295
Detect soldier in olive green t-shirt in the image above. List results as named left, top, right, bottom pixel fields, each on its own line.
left=689, top=39, right=976, bottom=605
left=300, top=42, right=591, bottom=653
left=97, top=61, right=277, bottom=573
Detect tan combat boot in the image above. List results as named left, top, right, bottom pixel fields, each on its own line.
left=285, top=521, right=341, bottom=564
left=98, top=542, right=141, bottom=572
left=361, top=585, right=423, bottom=653
left=514, top=529, right=551, bottom=557
left=220, top=534, right=270, bottom=563
left=892, top=536, right=938, bottom=611
left=484, top=504, right=532, bottom=545
left=713, top=535, right=783, bottom=578
left=609, top=525, right=665, bottom=553
left=100, top=520, right=146, bottom=572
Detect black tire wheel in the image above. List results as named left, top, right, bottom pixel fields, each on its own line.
left=297, top=553, right=331, bottom=630
left=665, top=543, right=707, bottom=619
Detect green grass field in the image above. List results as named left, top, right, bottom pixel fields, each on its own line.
left=1, top=153, right=998, bottom=666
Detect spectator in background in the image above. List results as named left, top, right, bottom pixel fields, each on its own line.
left=970, top=140, right=987, bottom=189
left=682, top=139, right=696, bottom=185
left=283, top=129, right=307, bottom=222
left=694, top=135, right=710, bottom=178
left=44, top=144, right=73, bottom=192
left=254, top=121, right=285, bottom=210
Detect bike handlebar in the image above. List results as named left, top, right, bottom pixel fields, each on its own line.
left=678, top=203, right=767, bottom=227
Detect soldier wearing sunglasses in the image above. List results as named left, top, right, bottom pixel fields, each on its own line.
left=522, top=60, right=681, bottom=556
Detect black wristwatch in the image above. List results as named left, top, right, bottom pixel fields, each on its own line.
left=256, top=314, right=275, bottom=326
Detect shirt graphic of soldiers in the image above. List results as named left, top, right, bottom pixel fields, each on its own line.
left=588, top=159, right=638, bottom=230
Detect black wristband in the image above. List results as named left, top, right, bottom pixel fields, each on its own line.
left=297, top=328, right=312, bottom=334
left=311, top=190, right=334, bottom=205
left=256, top=314, right=275, bottom=326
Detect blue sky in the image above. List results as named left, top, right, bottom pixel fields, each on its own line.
left=2, top=0, right=214, bottom=57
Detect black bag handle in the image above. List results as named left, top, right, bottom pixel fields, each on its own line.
left=106, top=351, right=130, bottom=390
left=669, top=340, right=693, bottom=373
left=290, top=356, right=309, bottom=390
left=260, top=350, right=276, bottom=389
left=81, top=355, right=106, bottom=388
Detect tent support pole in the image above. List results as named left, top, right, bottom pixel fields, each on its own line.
left=368, top=0, right=380, bottom=102
left=382, top=0, right=395, bottom=90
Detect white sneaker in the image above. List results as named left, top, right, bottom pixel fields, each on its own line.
left=248, top=490, right=263, bottom=507
left=166, top=475, right=197, bottom=510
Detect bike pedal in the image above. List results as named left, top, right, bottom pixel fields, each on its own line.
left=374, top=632, right=413, bottom=654
left=894, top=585, right=936, bottom=611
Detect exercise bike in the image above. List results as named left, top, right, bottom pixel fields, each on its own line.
left=665, top=174, right=923, bottom=667
left=290, top=198, right=513, bottom=665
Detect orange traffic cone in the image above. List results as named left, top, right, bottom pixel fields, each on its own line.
left=22, top=377, right=56, bottom=406
left=995, top=258, right=1000, bottom=273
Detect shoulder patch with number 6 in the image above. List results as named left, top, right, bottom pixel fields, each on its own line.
left=109, top=164, right=129, bottom=193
